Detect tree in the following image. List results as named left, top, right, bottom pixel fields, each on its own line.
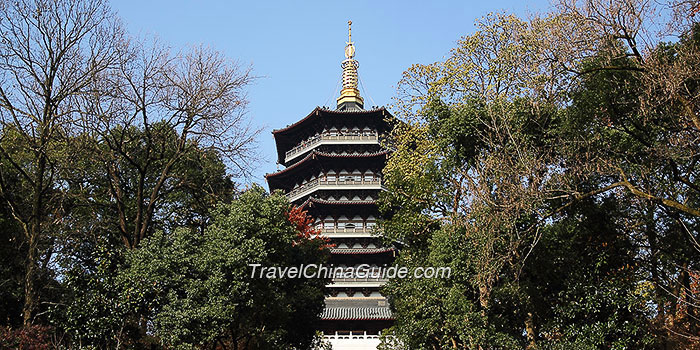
left=0, top=0, right=259, bottom=331
left=380, top=1, right=700, bottom=348
left=0, top=0, right=122, bottom=326
left=53, top=124, right=244, bottom=347
left=79, top=40, right=258, bottom=250
left=121, top=186, right=329, bottom=349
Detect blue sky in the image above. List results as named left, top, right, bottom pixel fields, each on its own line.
left=112, top=0, right=553, bottom=187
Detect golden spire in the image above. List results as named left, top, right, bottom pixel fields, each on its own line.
left=346, top=20, right=354, bottom=58
left=337, top=20, right=363, bottom=110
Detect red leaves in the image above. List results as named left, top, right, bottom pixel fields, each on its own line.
left=287, top=205, right=319, bottom=240
left=286, top=205, right=332, bottom=249
left=0, top=325, right=53, bottom=350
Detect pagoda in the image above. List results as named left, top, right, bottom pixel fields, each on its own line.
left=266, top=21, right=394, bottom=349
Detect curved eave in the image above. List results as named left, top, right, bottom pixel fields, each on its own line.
left=272, top=107, right=393, bottom=164
left=272, top=107, right=390, bottom=135
left=265, top=151, right=389, bottom=192
left=320, top=307, right=394, bottom=321
left=301, top=197, right=378, bottom=208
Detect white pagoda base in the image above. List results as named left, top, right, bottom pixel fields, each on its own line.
left=327, top=337, right=380, bottom=350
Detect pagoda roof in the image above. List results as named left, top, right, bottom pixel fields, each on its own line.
left=321, top=307, right=393, bottom=321
left=297, top=197, right=380, bottom=217
left=266, top=150, right=389, bottom=192
left=272, top=106, right=390, bottom=135
left=301, top=197, right=377, bottom=207
left=272, top=106, right=393, bottom=164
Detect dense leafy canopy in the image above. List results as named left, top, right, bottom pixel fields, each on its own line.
left=379, top=2, right=700, bottom=349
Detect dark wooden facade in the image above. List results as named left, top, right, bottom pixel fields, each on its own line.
left=267, top=106, right=395, bottom=341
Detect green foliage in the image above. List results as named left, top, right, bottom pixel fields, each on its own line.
left=121, top=186, right=328, bottom=349
left=0, top=201, right=25, bottom=327
left=380, top=6, right=700, bottom=349
left=53, top=186, right=329, bottom=349
left=55, top=244, right=138, bottom=349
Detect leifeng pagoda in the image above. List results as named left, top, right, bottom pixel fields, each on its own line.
left=266, top=21, right=394, bottom=350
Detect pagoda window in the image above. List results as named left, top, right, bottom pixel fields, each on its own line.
left=366, top=216, right=376, bottom=228
left=345, top=223, right=356, bottom=230
left=337, top=221, right=345, bottom=229
left=323, top=221, right=334, bottom=230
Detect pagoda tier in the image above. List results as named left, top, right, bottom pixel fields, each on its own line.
left=326, top=253, right=395, bottom=269
left=272, top=107, right=391, bottom=166
left=267, top=22, right=394, bottom=350
left=266, top=151, right=388, bottom=196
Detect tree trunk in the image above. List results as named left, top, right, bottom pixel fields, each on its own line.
left=525, top=312, right=537, bottom=349
left=22, top=230, right=38, bottom=326
left=23, top=151, right=46, bottom=326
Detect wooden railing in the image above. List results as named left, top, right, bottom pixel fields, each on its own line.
left=332, top=277, right=389, bottom=283
left=324, top=331, right=381, bottom=340
left=284, top=132, right=378, bottom=162
left=320, top=227, right=375, bottom=234
left=286, top=177, right=382, bottom=202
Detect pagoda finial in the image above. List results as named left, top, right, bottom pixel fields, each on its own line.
left=337, top=20, right=363, bottom=110
left=345, top=20, right=355, bottom=59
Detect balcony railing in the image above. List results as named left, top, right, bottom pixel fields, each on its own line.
left=284, top=132, right=379, bottom=163
left=331, top=277, right=389, bottom=283
left=318, top=227, right=376, bottom=238
left=324, top=331, right=381, bottom=340
left=286, top=178, right=383, bottom=202
left=320, top=227, right=373, bottom=234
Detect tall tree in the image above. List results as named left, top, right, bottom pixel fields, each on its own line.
left=79, top=40, right=258, bottom=249
left=121, top=186, right=329, bottom=349
left=380, top=1, right=700, bottom=348
left=0, top=0, right=122, bottom=325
